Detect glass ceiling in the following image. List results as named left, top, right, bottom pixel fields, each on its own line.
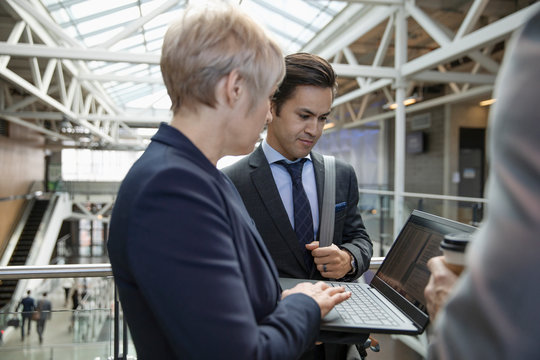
left=39, top=0, right=346, bottom=112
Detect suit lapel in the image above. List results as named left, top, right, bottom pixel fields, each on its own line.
left=249, top=147, right=309, bottom=273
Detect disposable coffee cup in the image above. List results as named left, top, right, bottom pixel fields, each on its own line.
left=440, top=233, right=472, bottom=275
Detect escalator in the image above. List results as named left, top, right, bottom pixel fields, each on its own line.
left=0, top=199, right=49, bottom=309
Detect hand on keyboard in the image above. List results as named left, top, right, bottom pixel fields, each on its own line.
left=282, top=281, right=352, bottom=318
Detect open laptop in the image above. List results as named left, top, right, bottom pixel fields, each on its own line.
left=280, top=209, right=477, bottom=335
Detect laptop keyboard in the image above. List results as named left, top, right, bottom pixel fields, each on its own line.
left=329, top=282, right=399, bottom=326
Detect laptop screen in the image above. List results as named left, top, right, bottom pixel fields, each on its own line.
left=371, top=210, right=476, bottom=323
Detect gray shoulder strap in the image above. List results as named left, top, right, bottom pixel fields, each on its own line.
left=320, top=155, right=335, bottom=247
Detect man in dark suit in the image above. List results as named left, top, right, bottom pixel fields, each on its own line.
left=17, top=290, right=35, bottom=340
left=223, top=53, right=373, bottom=359
left=224, top=53, right=373, bottom=282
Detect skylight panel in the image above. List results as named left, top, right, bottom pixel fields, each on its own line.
left=147, top=41, right=163, bottom=53
left=83, top=29, right=123, bottom=47
left=115, top=63, right=150, bottom=76
left=62, top=25, right=79, bottom=39
left=125, top=88, right=170, bottom=110
left=91, top=62, right=132, bottom=75
left=49, top=7, right=70, bottom=24
left=69, top=0, right=134, bottom=19
left=143, top=27, right=168, bottom=43
left=271, top=0, right=323, bottom=21
left=40, top=0, right=345, bottom=112
left=145, top=10, right=182, bottom=29
left=109, top=34, right=146, bottom=52
left=75, top=7, right=140, bottom=36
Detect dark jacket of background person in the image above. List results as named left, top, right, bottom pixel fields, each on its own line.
left=224, top=146, right=372, bottom=281
left=428, top=9, right=540, bottom=359
left=71, top=289, right=79, bottom=310
left=18, top=293, right=35, bottom=313
left=17, top=292, right=35, bottom=338
left=107, top=124, right=321, bottom=359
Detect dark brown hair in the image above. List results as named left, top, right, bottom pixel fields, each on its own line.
left=272, top=52, right=337, bottom=116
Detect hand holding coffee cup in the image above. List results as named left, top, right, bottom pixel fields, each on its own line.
left=440, top=233, right=473, bottom=275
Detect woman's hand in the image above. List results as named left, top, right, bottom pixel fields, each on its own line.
left=282, top=281, right=351, bottom=318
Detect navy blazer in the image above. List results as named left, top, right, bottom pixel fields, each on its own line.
left=108, top=123, right=320, bottom=359
left=223, top=146, right=373, bottom=281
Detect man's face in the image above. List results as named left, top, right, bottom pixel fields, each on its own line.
left=267, top=85, right=332, bottom=160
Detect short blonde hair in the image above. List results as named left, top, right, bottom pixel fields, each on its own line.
left=160, top=4, right=284, bottom=113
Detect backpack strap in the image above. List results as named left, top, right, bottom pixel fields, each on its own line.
left=319, top=155, right=336, bottom=247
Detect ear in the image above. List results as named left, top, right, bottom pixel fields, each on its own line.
left=224, top=69, right=243, bottom=107
left=270, top=101, right=278, bottom=118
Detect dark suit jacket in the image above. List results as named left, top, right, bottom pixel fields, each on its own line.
left=223, top=145, right=373, bottom=281
left=18, top=296, right=35, bottom=315
left=108, top=123, right=320, bottom=359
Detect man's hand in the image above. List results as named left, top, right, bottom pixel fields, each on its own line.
left=424, top=256, right=459, bottom=319
left=282, top=281, right=351, bottom=318
left=306, top=242, right=353, bottom=279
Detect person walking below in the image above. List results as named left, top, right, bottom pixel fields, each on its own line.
left=17, top=290, right=35, bottom=340
left=35, top=292, right=52, bottom=344
left=70, top=288, right=79, bottom=332
left=62, top=278, right=73, bottom=307
left=71, top=288, right=79, bottom=311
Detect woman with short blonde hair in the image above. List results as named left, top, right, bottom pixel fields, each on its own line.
left=108, top=4, right=350, bottom=359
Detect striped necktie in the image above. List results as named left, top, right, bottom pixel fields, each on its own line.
left=277, top=159, right=314, bottom=272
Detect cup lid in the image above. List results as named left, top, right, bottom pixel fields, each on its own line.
left=440, top=233, right=472, bottom=253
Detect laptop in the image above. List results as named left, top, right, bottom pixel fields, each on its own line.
left=280, top=209, right=477, bottom=335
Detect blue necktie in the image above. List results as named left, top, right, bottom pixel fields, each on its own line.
left=278, top=159, right=314, bottom=272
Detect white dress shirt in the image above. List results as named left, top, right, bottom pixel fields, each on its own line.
left=261, top=139, right=319, bottom=241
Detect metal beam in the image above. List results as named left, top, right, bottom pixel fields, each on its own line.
left=331, top=63, right=397, bottom=78
left=318, top=6, right=397, bottom=59
left=455, top=0, right=489, bottom=40
left=402, top=3, right=540, bottom=77
left=6, top=0, right=125, bottom=121
left=10, top=0, right=80, bottom=48
left=0, top=67, right=116, bottom=143
left=0, top=42, right=160, bottom=64
left=414, top=70, right=496, bottom=84
left=393, top=5, right=407, bottom=239
left=82, top=113, right=168, bottom=125
left=333, top=78, right=393, bottom=107
left=342, top=47, right=366, bottom=87
left=302, top=3, right=365, bottom=54
left=78, top=73, right=163, bottom=84
left=406, top=2, right=450, bottom=46
left=1, top=114, right=71, bottom=140
left=342, top=85, right=494, bottom=128
left=306, top=0, right=403, bottom=4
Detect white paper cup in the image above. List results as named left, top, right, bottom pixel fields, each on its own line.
left=440, top=233, right=473, bottom=275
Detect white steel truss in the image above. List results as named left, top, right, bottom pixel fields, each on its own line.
left=0, top=0, right=538, bottom=150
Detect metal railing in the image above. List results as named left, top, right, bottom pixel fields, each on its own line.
left=0, top=264, right=124, bottom=359
left=0, top=261, right=385, bottom=358
left=0, top=264, right=112, bottom=279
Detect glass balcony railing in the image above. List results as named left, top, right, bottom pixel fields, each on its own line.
left=357, top=188, right=486, bottom=257
left=0, top=264, right=135, bottom=360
